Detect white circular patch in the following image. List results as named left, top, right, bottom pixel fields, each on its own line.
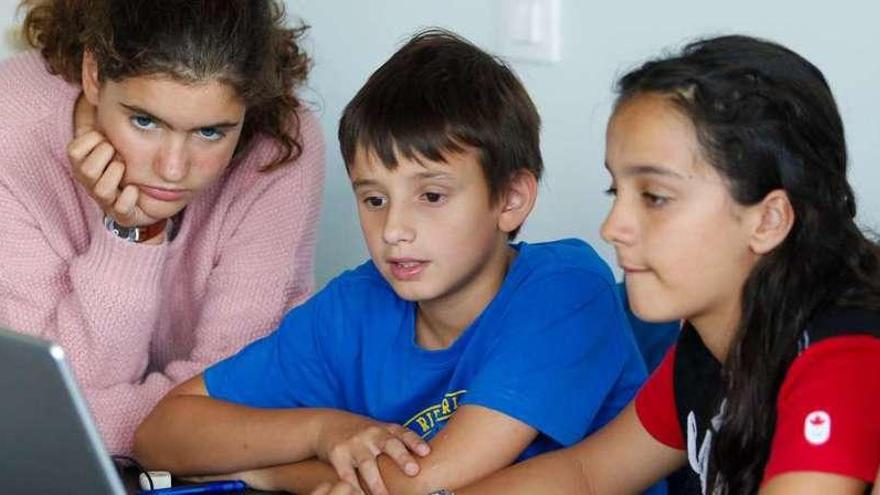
left=804, top=410, right=831, bottom=445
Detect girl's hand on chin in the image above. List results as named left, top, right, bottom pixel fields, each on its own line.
left=68, top=95, right=162, bottom=230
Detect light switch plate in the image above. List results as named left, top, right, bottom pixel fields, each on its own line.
left=498, top=0, right=561, bottom=63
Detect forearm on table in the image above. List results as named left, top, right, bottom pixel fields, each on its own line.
left=455, top=448, right=593, bottom=495
left=250, top=459, right=340, bottom=494
left=275, top=456, right=468, bottom=495
left=365, top=424, right=536, bottom=494
left=1, top=232, right=168, bottom=385
left=135, top=397, right=341, bottom=475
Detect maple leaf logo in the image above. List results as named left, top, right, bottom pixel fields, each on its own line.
left=804, top=410, right=831, bottom=446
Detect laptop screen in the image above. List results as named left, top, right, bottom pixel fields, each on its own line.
left=0, top=327, right=126, bottom=494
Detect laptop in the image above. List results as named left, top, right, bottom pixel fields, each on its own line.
left=0, top=326, right=127, bottom=494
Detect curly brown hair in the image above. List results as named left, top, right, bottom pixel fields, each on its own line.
left=20, top=0, right=311, bottom=170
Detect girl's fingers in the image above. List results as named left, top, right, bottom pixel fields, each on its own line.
left=66, top=130, right=105, bottom=164
left=77, top=141, right=116, bottom=186
left=92, top=161, right=125, bottom=207
left=113, top=184, right=140, bottom=223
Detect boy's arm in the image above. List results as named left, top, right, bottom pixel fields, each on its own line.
left=364, top=404, right=538, bottom=494
left=244, top=404, right=539, bottom=495
left=185, top=459, right=340, bottom=494
left=134, top=375, right=379, bottom=475
left=246, top=403, right=688, bottom=495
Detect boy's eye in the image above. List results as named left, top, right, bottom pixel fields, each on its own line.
left=363, top=196, right=387, bottom=209
left=197, top=127, right=224, bottom=141
left=604, top=186, right=617, bottom=197
left=131, top=115, right=156, bottom=130
left=422, top=192, right=444, bottom=203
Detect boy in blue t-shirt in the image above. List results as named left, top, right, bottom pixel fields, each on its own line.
left=135, top=29, right=646, bottom=495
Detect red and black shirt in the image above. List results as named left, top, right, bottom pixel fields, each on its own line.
left=635, top=307, right=880, bottom=494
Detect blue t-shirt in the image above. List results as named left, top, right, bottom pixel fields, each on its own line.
left=205, top=239, right=646, bottom=460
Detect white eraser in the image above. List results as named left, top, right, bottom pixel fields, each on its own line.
left=139, top=470, right=173, bottom=490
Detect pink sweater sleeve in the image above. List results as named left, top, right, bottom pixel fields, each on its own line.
left=0, top=183, right=173, bottom=458
left=0, top=176, right=170, bottom=385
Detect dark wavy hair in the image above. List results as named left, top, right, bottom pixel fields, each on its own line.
left=615, top=35, right=880, bottom=493
left=19, top=0, right=311, bottom=170
left=338, top=29, right=542, bottom=237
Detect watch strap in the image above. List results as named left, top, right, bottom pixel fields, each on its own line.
left=104, top=216, right=168, bottom=243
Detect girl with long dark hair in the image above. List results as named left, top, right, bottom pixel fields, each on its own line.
left=419, top=35, right=880, bottom=495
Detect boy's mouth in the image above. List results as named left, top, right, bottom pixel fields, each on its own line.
left=387, top=258, right=429, bottom=280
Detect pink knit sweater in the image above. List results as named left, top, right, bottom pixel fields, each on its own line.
left=0, top=52, right=325, bottom=454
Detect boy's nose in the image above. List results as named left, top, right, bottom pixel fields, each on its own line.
left=382, top=204, right=415, bottom=245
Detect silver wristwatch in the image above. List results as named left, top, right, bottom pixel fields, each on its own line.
left=103, top=215, right=167, bottom=243
left=428, top=491, right=455, bottom=495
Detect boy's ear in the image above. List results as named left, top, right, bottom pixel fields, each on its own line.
left=748, top=189, right=794, bottom=255
left=497, top=170, right=538, bottom=234
left=81, top=50, right=102, bottom=106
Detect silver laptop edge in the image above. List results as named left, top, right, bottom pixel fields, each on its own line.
left=0, top=327, right=126, bottom=494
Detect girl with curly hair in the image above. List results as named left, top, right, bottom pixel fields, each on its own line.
left=0, top=0, right=325, bottom=455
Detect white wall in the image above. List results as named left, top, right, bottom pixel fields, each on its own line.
left=289, top=0, right=880, bottom=287
left=4, top=1, right=879, bottom=287
left=0, top=0, right=21, bottom=58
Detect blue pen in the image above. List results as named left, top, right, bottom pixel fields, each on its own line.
left=138, top=480, right=248, bottom=495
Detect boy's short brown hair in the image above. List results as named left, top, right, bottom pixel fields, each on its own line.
left=339, top=28, right=543, bottom=208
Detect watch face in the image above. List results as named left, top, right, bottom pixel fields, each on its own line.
left=104, top=216, right=138, bottom=241
left=116, top=225, right=135, bottom=240
left=103, top=215, right=169, bottom=243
